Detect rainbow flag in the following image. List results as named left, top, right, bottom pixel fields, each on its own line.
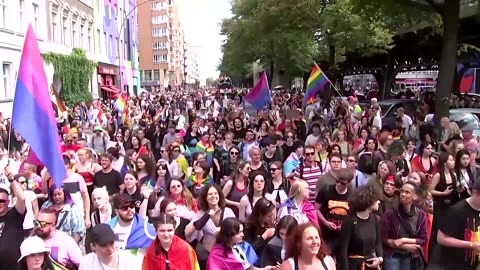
left=244, top=72, right=271, bottom=110
left=49, top=255, right=69, bottom=270
left=12, top=24, right=66, bottom=187
left=194, top=140, right=214, bottom=167
left=302, top=63, right=330, bottom=107
left=115, top=92, right=127, bottom=112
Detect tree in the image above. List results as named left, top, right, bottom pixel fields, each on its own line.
left=206, top=77, right=219, bottom=87
left=355, top=0, right=458, bottom=123
left=219, top=0, right=321, bottom=85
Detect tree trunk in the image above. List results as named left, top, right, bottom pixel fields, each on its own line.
left=434, top=0, right=459, bottom=125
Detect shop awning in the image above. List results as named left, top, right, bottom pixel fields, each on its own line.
left=108, top=85, right=122, bottom=93
left=101, top=86, right=117, bottom=93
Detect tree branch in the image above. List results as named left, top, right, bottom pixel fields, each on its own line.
left=422, top=0, right=444, bottom=14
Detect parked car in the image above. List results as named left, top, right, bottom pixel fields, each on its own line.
left=377, top=99, right=421, bottom=130
left=449, top=108, right=480, bottom=136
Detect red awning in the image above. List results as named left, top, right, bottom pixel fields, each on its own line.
left=101, top=86, right=117, bottom=93
left=108, top=85, right=122, bottom=93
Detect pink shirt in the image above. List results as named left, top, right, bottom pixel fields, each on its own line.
left=44, top=230, right=82, bottom=266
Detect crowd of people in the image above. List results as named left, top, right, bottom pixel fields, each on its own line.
left=0, top=87, right=478, bottom=270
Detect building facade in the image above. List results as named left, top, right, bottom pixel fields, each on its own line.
left=0, top=0, right=49, bottom=116
left=185, top=47, right=200, bottom=86
left=138, top=0, right=184, bottom=91
left=94, top=0, right=140, bottom=98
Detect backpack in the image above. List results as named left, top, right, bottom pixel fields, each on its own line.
left=298, top=160, right=322, bottom=180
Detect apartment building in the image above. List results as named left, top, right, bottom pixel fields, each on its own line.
left=138, top=0, right=184, bottom=91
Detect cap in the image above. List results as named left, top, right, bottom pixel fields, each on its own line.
left=113, top=193, right=134, bottom=209
left=18, top=236, right=49, bottom=262
left=91, top=224, right=116, bottom=246
left=94, top=126, right=102, bottom=132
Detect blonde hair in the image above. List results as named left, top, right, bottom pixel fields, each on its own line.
left=249, top=146, right=261, bottom=156
left=91, top=186, right=109, bottom=207
left=289, top=180, right=308, bottom=199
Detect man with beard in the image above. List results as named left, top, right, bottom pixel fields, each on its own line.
left=34, top=208, right=82, bottom=268
left=0, top=167, right=25, bottom=270
left=108, top=193, right=155, bottom=266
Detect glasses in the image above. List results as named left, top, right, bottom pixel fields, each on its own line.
left=18, top=181, right=27, bottom=185
left=305, top=152, right=315, bottom=156
left=336, top=180, right=348, bottom=186
left=172, top=149, right=180, bottom=153
left=119, top=203, right=136, bottom=211
left=230, top=151, right=239, bottom=156
left=347, top=159, right=356, bottom=163
left=33, top=220, right=53, bottom=228
left=66, top=140, right=72, bottom=143
left=170, top=184, right=182, bottom=189
left=270, top=167, right=279, bottom=171
left=331, top=160, right=342, bottom=164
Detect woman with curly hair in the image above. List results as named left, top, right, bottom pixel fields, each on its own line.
left=338, top=186, right=383, bottom=270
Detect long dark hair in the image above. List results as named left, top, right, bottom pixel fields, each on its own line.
left=216, top=217, right=243, bottom=255
left=18, top=252, right=55, bottom=270
left=247, top=197, right=275, bottom=227
left=247, top=172, right=268, bottom=206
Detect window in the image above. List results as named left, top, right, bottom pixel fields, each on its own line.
left=17, top=0, right=24, bottom=31
left=71, top=17, right=77, bottom=47
left=32, top=3, right=39, bottom=32
left=152, top=15, right=168, bottom=24
left=103, top=32, right=107, bottom=54
left=2, top=63, right=11, bottom=98
left=80, top=22, right=85, bottom=49
left=51, top=9, right=58, bottom=42
left=152, top=1, right=168, bottom=10
left=153, top=70, right=160, bottom=80
left=0, top=0, right=6, bottom=28
left=145, top=70, right=152, bottom=80
left=97, top=29, right=101, bottom=53
left=88, top=24, right=92, bottom=51
left=62, top=12, right=68, bottom=45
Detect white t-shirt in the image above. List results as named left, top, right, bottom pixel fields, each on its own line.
left=79, top=250, right=138, bottom=270
left=113, top=222, right=134, bottom=250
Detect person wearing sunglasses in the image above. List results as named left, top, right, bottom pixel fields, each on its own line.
left=107, top=193, right=156, bottom=266
left=220, top=145, right=241, bottom=185
left=315, top=168, right=353, bottom=251
left=33, top=208, right=82, bottom=269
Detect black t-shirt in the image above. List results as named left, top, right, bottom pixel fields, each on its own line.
left=315, top=184, right=350, bottom=240
left=438, top=200, right=480, bottom=270
left=232, top=128, right=246, bottom=144
left=93, top=169, right=123, bottom=195
left=215, top=119, right=228, bottom=132
left=125, top=188, right=143, bottom=214
left=0, top=207, right=26, bottom=270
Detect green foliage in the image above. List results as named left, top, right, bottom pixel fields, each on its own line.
left=219, top=0, right=321, bottom=81
left=42, top=49, right=96, bottom=106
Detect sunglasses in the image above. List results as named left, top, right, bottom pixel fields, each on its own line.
left=230, top=151, right=239, bottom=155
left=270, top=167, right=279, bottom=171
left=170, top=184, right=182, bottom=189
left=347, top=159, right=356, bottom=163
left=66, top=140, right=72, bottom=143
left=172, top=149, right=180, bottom=153
left=119, top=203, right=136, bottom=211
left=18, top=181, right=27, bottom=185
left=33, top=220, right=53, bottom=228
left=336, top=180, right=348, bottom=186
left=305, top=152, right=315, bottom=156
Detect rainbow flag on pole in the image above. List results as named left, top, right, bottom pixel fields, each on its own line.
left=302, top=63, right=331, bottom=107
left=114, top=92, right=127, bottom=112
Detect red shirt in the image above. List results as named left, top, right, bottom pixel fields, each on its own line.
left=61, top=144, right=80, bottom=153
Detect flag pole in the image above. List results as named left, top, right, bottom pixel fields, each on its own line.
left=314, top=62, right=343, bottom=98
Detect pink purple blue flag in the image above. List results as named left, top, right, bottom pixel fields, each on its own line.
left=244, top=72, right=271, bottom=110
left=12, top=24, right=66, bottom=187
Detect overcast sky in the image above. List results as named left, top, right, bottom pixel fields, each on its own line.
left=178, top=0, right=232, bottom=80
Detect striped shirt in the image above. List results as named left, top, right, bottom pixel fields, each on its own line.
left=294, top=161, right=324, bottom=202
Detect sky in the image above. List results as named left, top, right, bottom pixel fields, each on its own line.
left=178, top=0, right=232, bottom=80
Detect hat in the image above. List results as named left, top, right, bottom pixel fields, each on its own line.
left=113, top=193, right=134, bottom=209
left=91, top=224, right=116, bottom=246
left=94, top=126, right=102, bottom=132
left=18, top=236, right=49, bottom=262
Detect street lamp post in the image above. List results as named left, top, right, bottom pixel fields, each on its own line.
left=117, top=0, right=156, bottom=96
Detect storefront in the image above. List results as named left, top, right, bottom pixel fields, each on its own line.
left=98, top=65, right=121, bottom=99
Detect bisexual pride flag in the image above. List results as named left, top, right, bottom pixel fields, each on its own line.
left=12, top=24, right=66, bottom=187
left=244, top=72, right=271, bottom=111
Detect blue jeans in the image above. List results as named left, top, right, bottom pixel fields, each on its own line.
left=384, top=255, right=411, bottom=270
